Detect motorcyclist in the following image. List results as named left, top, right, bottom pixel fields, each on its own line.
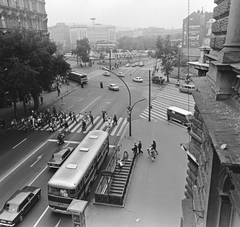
left=57, top=132, right=65, bottom=144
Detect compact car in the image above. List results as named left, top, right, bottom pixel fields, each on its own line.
left=103, top=71, right=110, bottom=76
left=48, top=147, right=74, bottom=168
left=108, top=84, right=119, bottom=91
left=117, top=72, right=124, bottom=77
left=133, top=77, right=143, bottom=83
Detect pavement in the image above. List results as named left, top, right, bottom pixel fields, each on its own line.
left=86, top=119, right=189, bottom=227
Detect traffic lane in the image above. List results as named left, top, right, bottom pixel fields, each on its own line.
left=0, top=131, right=52, bottom=183
left=33, top=146, right=115, bottom=227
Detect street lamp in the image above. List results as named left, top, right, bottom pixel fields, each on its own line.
left=90, top=17, right=96, bottom=48
left=102, top=67, right=145, bottom=137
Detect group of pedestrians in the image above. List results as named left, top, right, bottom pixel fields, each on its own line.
left=132, top=140, right=158, bottom=161
left=102, top=111, right=118, bottom=130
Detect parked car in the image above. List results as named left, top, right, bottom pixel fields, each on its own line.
left=48, top=147, right=74, bottom=169
left=125, top=63, right=130, bottom=67
left=152, top=76, right=165, bottom=85
left=133, top=77, right=143, bottom=83
left=108, top=84, right=119, bottom=91
left=117, top=72, right=124, bottom=77
left=103, top=71, right=110, bottom=76
left=0, top=186, right=41, bottom=226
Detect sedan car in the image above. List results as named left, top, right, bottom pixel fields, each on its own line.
left=48, top=147, right=74, bottom=168
left=125, top=63, right=130, bottom=67
left=103, top=71, right=110, bottom=76
left=117, top=72, right=124, bottom=77
left=133, top=77, right=143, bottom=83
left=0, top=186, right=41, bottom=226
left=108, top=83, right=119, bottom=91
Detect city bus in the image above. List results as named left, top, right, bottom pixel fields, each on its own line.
left=48, top=130, right=109, bottom=213
left=68, top=71, right=88, bottom=84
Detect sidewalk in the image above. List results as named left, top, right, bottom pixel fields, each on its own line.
left=86, top=119, right=188, bottom=227
left=0, top=82, right=77, bottom=132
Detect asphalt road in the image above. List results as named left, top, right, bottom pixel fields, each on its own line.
left=0, top=62, right=189, bottom=227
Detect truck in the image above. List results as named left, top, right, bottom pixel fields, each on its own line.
left=152, top=76, right=165, bottom=85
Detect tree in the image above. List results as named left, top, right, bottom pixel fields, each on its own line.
left=155, top=35, right=178, bottom=82
left=74, top=38, right=91, bottom=65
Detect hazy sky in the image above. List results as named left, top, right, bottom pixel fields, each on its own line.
left=46, top=0, right=216, bottom=29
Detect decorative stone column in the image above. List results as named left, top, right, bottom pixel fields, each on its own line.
left=221, top=0, right=240, bottom=63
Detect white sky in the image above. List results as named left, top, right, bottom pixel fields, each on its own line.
left=46, top=0, right=216, bottom=29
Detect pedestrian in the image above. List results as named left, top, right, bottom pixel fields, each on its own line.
left=64, top=120, right=69, bottom=132
left=152, top=140, right=158, bottom=155
left=82, top=120, right=86, bottom=132
left=72, top=112, right=78, bottom=123
left=57, top=88, right=60, bottom=96
left=138, top=141, right=143, bottom=154
left=53, top=105, right=57, bottom=117
left=79, top=112, right=83, bottom=122
left=89, top=111, right=94, bottom=125
left=40, top=95, right=43, bottom=105
left=132, top=142, right=138, bottom=159
left=0, top=117, right=5, bottom=129
left=69, top=111, right=72, bottom=121
left=113, top=114, right=118, bottom=125
left=102, top=111, right=105, bottom=122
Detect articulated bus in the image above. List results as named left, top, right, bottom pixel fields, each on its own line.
left=68, top=71, right=88, bottom=84
left=48, top=130, right=109, bottom=213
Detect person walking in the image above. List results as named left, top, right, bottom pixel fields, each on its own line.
left=0, top=117, right=5, bottom=129
left=113, top=114, right=118, bottom=125
left=40, top=95, right=43, bottom=105
left=72, top=112, right=78, bottom=123
left=64, top=120, right=69, bottom=133
left=138, top=141, right=143, bottom=154
left=152, top=140, right=158, bottom=155
left=102, top=111, right=106, bottom=122
left=132, top=142, right=138, bottom=159
left=82, top=120, right=86, bottom=132
left=89, top=111, right=94, bottom=125
left=69, top=111, right=72, bottom=121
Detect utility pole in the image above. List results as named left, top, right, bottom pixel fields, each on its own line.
left=149, top=70, right=151, bottom=122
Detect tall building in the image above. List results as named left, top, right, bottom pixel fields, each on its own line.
left=182, top=10, right=213, bottom=48
left=48, top=23, right=71, bottom=53
left=69, top=23, right=116, bottom=49
left=0, top=0, right=48, bottom=33
left=181, top=0, right=240, bottom=226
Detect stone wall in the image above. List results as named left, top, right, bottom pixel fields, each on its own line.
left=210, top=0, right=231, bottom=50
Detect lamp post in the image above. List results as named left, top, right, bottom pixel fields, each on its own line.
left=90, top=17, right=96, bottom=49
left=102, top=67, right=145, bottom=137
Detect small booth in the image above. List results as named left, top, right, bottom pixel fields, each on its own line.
left=67, top=199, right=88, bottom=227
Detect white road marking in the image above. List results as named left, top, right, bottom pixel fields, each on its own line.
left=12, top=138, right=27, bottom=149
left=80, top=96, right=101, bottom=112
left=117, top=118, right=128, bottom=137
left=78, top=98, right=83, bottom=102
left=0, top=141, right=47, bottom=183
left=67, top=105, right=74, bottom=109
left=28, top=166, right=48, bottom=185
left=30, top=154, right=43, bottom=167
left=33, top=206, right=49, bottom=227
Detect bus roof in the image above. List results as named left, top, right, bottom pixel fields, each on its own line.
left=48, top=130, right=108, bottom=189
left=167, top=106, right=193, bottom=115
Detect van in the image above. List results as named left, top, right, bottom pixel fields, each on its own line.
left=179, top=84, right=196, bottom=94
left=167, top=106, right=193, bottom=125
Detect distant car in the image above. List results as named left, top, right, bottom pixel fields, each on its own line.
left=125, top=63, right=130, bottom=67
left=0, top=186, right=41, bottom=226
left=108, top=84, right=119, bottom=91
left=132, top=63, right=137, bottom=67
left=133, top=77, right=143, bottom=83
left=48, top=147, right=74, bottom=169
left=139, top=61, right=144, bottom=67
left=117, top=72, right=124, bottom=77
left=103, top=71, right=110, bottom=76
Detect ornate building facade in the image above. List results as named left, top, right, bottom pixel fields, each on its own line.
left=0, top=0, right=47, bottom=33
left=182, top=0, right=240, bottom=226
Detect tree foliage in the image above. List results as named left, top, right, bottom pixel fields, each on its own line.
left=0, top=28, right=70, bottom=115
left=155, top=35, right=179, bottom=82
left=74, top=37, right=91, bottom=64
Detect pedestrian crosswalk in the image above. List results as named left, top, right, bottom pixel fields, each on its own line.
left=140, top=83, right=195, bottom=122
left=17, top=115, right=128, bottom=137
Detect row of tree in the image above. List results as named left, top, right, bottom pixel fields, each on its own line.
left=0, top=28, right=70, bottom=117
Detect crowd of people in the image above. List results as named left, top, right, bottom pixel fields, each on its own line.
left=8, top=105, right=119, bottom=133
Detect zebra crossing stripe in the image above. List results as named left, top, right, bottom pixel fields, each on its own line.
left=110, top=117, right=123, bottom=136
left=84, top=116, right=100, bottom=132
left=117, top=118, right=127, bottom=137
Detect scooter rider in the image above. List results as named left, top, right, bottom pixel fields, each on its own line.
left=57, top=131, right=65, bottom=144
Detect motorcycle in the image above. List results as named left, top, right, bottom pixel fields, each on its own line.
left=57, top=132, right=65, bottom=145
left=147, top=146, right=156, bottom=162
